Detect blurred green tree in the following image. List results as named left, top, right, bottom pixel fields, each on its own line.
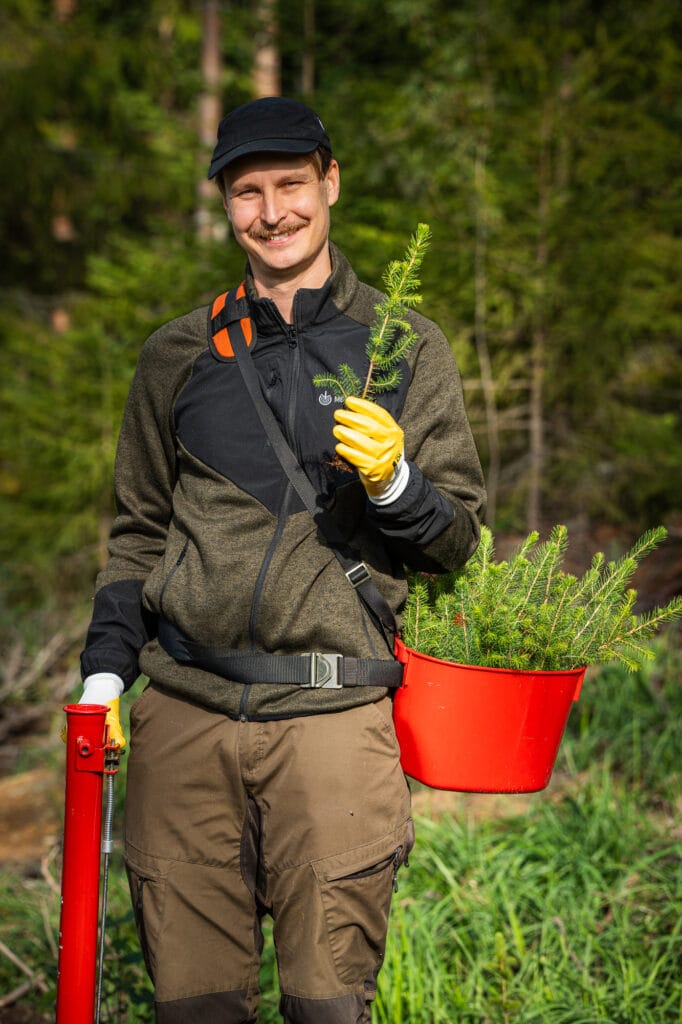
left=0, top=0, right=680, bottom=616
left=307, top=0, right=682, bottom=530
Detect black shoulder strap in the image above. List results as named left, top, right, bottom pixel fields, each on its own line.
left=219, top=289, right=399, bottom=652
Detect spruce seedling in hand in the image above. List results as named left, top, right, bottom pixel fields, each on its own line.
left=314, top=223, right=431, bottom=400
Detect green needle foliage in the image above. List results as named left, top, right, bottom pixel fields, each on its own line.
left=313, top=223, right=431, bottom=400
left=403, top=525, right=682, bottom=671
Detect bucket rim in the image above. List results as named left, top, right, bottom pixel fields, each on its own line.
left=395, top=638, right=586, bottom=681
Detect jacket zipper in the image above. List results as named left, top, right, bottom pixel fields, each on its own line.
left=285, top=318, right=301, bottom=459
left=159, top=536, right=189, bottom=616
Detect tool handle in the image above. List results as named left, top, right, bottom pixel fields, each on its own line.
left=57, top=705, right=120, bottom=1024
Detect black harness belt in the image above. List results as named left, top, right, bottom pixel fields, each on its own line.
left=158, top=616, right=404, bottom=690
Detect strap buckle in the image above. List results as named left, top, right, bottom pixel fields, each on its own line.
left=304, top=652, right=342, bottom=689
left=345, top=562, right=371, bottom=589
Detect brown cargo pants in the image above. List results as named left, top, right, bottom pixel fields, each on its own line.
left=124, top=683, right=414, bottom=1023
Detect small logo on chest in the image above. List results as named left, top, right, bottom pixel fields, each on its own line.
left=318, top=390, right=344, bottom=407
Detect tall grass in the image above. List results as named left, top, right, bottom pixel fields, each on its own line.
left=0, top=631, right=679, bottom=1020
left=375, top=773, right=681, bottom=1022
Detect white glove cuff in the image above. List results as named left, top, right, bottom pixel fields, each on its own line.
left=80, top=673, right=125, bottom=704
left=369, top=455, right=410, bottom=506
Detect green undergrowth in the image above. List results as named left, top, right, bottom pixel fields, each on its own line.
left=377, top=773, right=681, bottom=1023
left=0, top=631, right=679, bottom=1021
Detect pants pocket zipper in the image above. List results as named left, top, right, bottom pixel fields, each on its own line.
left=337, top=845, right=405, bottom=892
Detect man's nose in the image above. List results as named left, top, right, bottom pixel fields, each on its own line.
left=260, top=188, right=286, bottom=226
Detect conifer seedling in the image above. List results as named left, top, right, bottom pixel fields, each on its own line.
left=403, top=524, right=682, bottom=672
left=313, top=223, right=431, bottom=400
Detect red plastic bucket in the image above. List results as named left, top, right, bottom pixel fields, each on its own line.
left=393, top=638, right=585, bottom=793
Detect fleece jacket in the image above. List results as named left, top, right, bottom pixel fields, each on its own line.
left=81, top=244, right=486, bottom=718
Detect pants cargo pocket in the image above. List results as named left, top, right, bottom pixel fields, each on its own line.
left=312, top=821, right=414, bottom=988
left=125, top=852, right=169, bottom=984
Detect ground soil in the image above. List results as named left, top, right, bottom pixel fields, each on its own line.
left=0, top=767, right=62, bottom=867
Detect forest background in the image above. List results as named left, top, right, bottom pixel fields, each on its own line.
left=0, top=0, right=681, bottom=1019
left=1, top=0, right=681, bottom=627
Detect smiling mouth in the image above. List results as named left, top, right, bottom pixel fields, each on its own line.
left=250, top=224, right=303, bottom=243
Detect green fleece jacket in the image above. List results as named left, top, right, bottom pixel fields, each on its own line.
left=80, top=245, right=486, bottom=718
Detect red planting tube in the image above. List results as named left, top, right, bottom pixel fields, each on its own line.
left=56, top=704, right=110, bottom=1024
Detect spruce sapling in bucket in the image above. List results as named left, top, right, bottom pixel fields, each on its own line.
left=403, top=524, right=682, bottom=672
left=394, top=525, right=682, bottom=792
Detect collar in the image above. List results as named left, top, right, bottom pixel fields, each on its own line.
left=244, top=243, right=359, bottom=332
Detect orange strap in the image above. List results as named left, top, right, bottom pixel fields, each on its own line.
left=210, top=282, right=253, bottom=358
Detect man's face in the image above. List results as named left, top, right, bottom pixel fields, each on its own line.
left=223, top=152, right=340, bottom=288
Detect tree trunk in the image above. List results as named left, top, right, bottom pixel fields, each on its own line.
left=472, top=10, right=500, bottom=527
left=51, top=2, right=77, bottom=320
left=253, top=0, right=281, bottom=97
left=527, top=101, right=552, bottom=532
left=53, top=0, right=76, bottom=19
left=473, top=138, right=500, bottom=527
left=196, top=0, right=225, bottom=242
left=301, top=0, right=315, bottom=98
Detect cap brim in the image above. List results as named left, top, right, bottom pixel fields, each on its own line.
left=207, top=138, right=322, bottom=179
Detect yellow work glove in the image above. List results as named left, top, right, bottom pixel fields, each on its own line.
left=333, top=396, right=407, bottom=500
left=102, top=698, right=126, bottom=749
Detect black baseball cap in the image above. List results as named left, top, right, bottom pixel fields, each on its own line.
left=207, top=97, right=332, bottom=180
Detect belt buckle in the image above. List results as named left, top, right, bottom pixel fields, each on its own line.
left=307, top=652, right=342, bottom=689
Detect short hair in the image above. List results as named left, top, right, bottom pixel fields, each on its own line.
left=215, top=145, right=334, bottom=198
left=309, top=145, right=334, bottom=179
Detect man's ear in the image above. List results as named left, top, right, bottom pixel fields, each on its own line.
left=216, top=174, right=231, bottom=217
left=325, top=160, right=340, bottom=208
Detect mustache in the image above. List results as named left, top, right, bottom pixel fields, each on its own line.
left=248, top=222, right=304, bottom=241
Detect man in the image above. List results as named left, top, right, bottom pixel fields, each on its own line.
left=79, top=97, right=486, bottom=1023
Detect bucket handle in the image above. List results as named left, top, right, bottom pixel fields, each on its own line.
left=572, top=670, right=586, bottom=702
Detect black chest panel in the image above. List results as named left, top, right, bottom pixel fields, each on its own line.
left=174, top=349, right=294, bottom=514
left=174, top=310, right=410, bottom=516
